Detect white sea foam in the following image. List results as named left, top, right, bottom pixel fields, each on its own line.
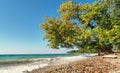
left=0, top=54, right=96, bottom=73
left=54, top=55, right=87, bottom=64
left=0, top=63, right=48, bottom=73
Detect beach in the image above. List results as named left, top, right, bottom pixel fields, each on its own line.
left=25, top=54, right=120, bottom=73
left=1, top=54, right=120, bottom=73
left=0, top=54, right=89, bottom=73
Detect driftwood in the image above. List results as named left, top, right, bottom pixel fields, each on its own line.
left=102, top=55, right=117, bottom=59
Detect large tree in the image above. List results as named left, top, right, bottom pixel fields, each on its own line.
left=41, top=0, right=120, bottom=54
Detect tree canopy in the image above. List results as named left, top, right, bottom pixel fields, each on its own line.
left=41, top=0, right=120, bottom=54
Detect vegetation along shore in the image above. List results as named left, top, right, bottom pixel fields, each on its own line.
left=28, top=0, right=120, bottom=73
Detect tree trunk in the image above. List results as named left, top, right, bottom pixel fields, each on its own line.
left=98, top=48, right=114, bottom=56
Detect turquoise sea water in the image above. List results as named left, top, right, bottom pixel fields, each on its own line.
left=0, top=54, right=79, bottom=61
left=0, top=54, right=80, bottom=66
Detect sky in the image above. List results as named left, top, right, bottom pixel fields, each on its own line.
left=0, top=0, right=96, bottom=54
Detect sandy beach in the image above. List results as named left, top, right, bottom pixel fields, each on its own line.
left=24, top=54, right=120, bottom=73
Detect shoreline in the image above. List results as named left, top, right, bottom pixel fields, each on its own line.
left=0, top=54, right=89, bottom=73
left=1, top=54, right=120, bottom=73
left=24, top=55, right=120, bottom=73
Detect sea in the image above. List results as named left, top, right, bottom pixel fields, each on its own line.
left=0, top=54, right=97, bottom=73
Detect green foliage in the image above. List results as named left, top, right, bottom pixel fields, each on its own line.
left=41, top=18, right=78, bottom=49
left=41, top=0, right=120, bottom=54
left=100, top=0, right=120, bottom=19
left=67, top=48, right=98, bottom=53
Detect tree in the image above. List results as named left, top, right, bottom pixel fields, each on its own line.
left=41, top=0, right=120, bottom=54
left=99, top=0, right=120, bottom=51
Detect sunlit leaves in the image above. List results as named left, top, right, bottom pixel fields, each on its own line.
left=59, top=1, right=79, bottom=21
left=41, top=0, right=120, bottom=53
left=41, top=17, right=79, bottom=49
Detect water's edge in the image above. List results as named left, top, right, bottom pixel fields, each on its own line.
left=0, top=54, right=97, bottom=73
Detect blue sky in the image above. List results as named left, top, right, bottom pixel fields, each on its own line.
left=0, top=0, right=96, bottom=54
